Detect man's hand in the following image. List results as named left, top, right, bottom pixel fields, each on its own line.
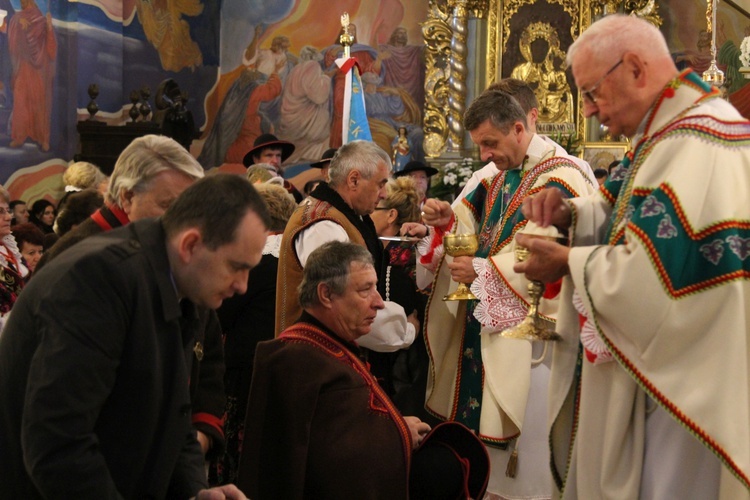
left=521, top=188, right=572, bottom=231
left=447, top=256, right=477, bottom=284
left=421, top=199, right=453, bottom=230
left=401, top=222, right=428, bottom=238
left=406, top=310, right=420, bottom=335
left=194, top=484, right=247, bottom=499
left=513, top=233, right=570, bottom=283
left=403, top=416, right=431, bottom=449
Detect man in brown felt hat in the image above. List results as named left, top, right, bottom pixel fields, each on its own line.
left=243, top=133, right=303, bottom=202
left=309, top=147, right=337, bottom=181
left=393, top=160, right=438, bottom=208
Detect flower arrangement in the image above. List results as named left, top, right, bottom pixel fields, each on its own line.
left=546, top=132, right=582, bottom=157
left=429, top=157, right=480, bottom=201
left=740, top=36, right=750, bottom=68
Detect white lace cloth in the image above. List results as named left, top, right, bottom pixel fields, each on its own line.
left=470, top=257, right=527, bottom=331
left=262, top=233, right=282, bottom=258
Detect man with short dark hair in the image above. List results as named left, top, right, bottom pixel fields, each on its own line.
left=10, top=199, right=28, bottom=225
left=36, top=134, right=226, bottom=458
left=0, top=174, right=267, bottom=498
left=456, top=77, right=596, bottom=200
left=408, top=88, right=596, bottom=499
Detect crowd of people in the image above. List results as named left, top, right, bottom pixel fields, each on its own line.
left=0, top=13, right=748, bottom=500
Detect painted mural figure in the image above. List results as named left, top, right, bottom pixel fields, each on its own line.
left=244, top=29, right=296, bottom=127
left=135, top=0, right=204, bottom=72
left=277, top=45, right=331, bottom=164
left=197, top=67, right=282, bottom=169
left=8, top=0, right=56, bottom=151
left=244, top=27, right=296, bottom=80
left=0, top=0, right=15, bottom=109
left=379, top=26, right=426, bottom=108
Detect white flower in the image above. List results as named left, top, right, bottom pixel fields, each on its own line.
left=741, top=36, right=750, bottom=68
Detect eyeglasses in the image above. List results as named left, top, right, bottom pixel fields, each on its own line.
left=0, top=207, right=11, bottom=216
left=580, top=59, right=623, bottom=105
left=374, top=206, right=391, bottom=211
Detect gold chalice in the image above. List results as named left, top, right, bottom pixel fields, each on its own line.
left=443, top=233, right=479, bottom=301
left=501, top=235, right=562, bottom=342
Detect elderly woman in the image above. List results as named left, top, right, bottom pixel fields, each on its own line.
left=370, top=176, right=434, bottom=420
left=0, top=187, right=28, bottom=331
left=210, top=181, right=297, bottom=485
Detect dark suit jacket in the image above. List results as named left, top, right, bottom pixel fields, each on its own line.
left=37, top=206, right=227, bottom=453
left=0, top=219, right=208, bottom=498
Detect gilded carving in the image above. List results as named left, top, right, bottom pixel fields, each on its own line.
left=447, top=5, right=469, bottom=152
left=422, top=2, right=453, bottom=157
left=626, top=0, right=662, bottom=27
left=500, top=0, right=580, bottom=54
left=448, top=0, right=490, bottom=17
left=486, top=0, right=498, bottom=86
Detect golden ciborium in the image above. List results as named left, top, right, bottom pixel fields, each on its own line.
left=443, top=233, right=479, bottom=301
left=501, top=235, right=562, bottom=342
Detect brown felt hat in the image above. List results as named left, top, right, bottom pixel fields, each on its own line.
left=393, top=160, right=438, bottom=178
left=310, top=148, right=337, bottom=169
left=411, top=421, right=490, bottom=500
left=242, top=134, right=295, bottom=167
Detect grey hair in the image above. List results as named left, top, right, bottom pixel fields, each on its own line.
left=463, top=89, right=528, bottom=133
left=107, top=135, right=204, bottom=207
left=328, top=140, right=391, bottom=188
left=298, top=241, right=374, bottom=309
left=567, top=14, right=670, bottom=67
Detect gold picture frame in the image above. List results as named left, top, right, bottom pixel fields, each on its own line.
left=580, top=142, right=629, bottom=170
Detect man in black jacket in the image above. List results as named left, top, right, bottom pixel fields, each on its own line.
left=0, top=174, right=269, bottom=498
left=37, top=135, right=226, bottom=458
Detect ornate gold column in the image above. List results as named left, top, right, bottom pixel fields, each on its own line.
left=423, top=2, right=452, bottom=158
left=423, top=0, right=489, bottom=158
left=446, top=0, right=469, bottom=153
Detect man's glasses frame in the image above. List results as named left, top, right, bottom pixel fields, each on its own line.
left=580, top=59, right=624, bottom=105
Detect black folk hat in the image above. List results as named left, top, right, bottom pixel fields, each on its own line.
left=393, top=160, right=438, bottom=178
left=410, top=421, right=490, bottom=500
left=242, top=133, right=295, bottom=167
left=310, top=148, right=337, bottom=169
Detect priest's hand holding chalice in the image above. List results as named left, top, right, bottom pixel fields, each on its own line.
left=506, top=188, right=574, bottom=341
left=416, top=199, right=479, bottom=301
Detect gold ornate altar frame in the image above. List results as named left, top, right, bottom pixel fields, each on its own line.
left=422, top=0, right=662, bottom=157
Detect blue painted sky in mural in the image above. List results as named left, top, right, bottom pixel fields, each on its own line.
left=220, top=0, right=294, bottom=69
